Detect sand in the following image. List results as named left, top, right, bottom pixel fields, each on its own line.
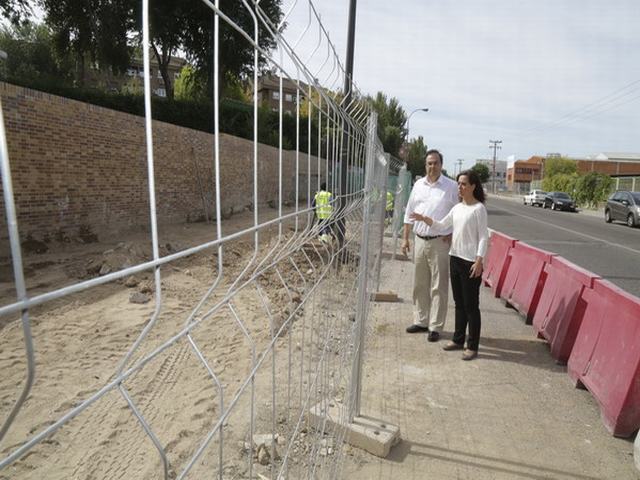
left=0, top=209, right=361, bottom=479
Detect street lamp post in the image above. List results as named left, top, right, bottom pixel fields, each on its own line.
left=406, top=107, right=429, bottom=145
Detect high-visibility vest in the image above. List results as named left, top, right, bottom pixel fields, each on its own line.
left=386, top=191, right=394, bottom=211
left=314, top=190, right=333, bottom=219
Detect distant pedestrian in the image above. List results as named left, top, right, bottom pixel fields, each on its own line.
left=385, top=190, right=394, bottom=225
left=402, top=150, right=458, bottom=342
left=410, top=170, right=489, bottom=360
left=313, top=182, right=333, bottom=243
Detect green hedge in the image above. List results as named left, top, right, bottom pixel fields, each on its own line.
left=2, top=75, right=318, bottom=153
left=542, top=171, right=614, bottom=208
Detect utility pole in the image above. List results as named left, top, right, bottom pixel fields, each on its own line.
left=456, top=159, right=464, bottom=176
left=488, top=140, right=502, bottom=193
left=337, top=0, right=357, bottom=249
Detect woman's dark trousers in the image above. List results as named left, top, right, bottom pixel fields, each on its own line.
left=449, top=255, right=482, bottom=351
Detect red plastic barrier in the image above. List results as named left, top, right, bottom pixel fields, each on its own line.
left=482, top=231, right=517, bottom=298
left=567, top=279, right=640, bottom=437
left=499, top=242, right=556, bottom=323
left=532, top=257, right=600, bottom=363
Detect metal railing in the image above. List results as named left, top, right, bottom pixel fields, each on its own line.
left=0, top=1, right=392, bottom=478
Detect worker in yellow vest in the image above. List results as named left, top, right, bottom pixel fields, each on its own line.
left=313, top=182, right=333, bottom=243
left=385, top=190, right=394, bottom=226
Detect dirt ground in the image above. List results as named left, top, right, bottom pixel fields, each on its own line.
left=3, top=209, right=635, bottom=479
left=0, top=207, right=364, bottom=479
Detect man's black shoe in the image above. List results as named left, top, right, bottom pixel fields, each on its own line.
left=406, top=324, right=430, bottom=334
left=427, top=331, right=440, bottom=342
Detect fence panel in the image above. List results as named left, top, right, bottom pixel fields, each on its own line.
left=0, top=1, right=390, bottom=479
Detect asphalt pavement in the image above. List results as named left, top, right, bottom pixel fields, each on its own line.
left=485, top=194, right=640, bottom=298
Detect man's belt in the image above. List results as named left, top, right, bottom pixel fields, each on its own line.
left=416, top=234, right=443, bottom=241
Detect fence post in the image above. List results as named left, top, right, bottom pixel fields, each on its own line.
left=374, top=153, right=391, bottom=290
left=349, top=113, right=378, bottom=421
left=391, top=164, right=411, bottom=259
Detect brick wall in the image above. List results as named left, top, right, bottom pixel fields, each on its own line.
left=0, top=82, right=324, bottom=244
left=576, top=160, right=640, bottom=176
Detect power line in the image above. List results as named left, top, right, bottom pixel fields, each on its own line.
left=551, top=90, right=640, bottom=130
left=507, top=78, right=640, bottom=140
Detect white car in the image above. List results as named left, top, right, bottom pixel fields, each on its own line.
left=523, top=189, right=547, bottom=207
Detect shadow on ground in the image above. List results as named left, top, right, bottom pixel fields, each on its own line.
left=387, top=440, right=602, bottom=480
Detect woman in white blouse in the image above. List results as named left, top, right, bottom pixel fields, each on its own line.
left=409, top=170, right=489, bottom=361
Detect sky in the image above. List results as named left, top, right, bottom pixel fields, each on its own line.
left=279, top=0, right=640, bottom=174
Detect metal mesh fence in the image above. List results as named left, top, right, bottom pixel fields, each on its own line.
left=614, top=176, right=639, bottom=192
left=0, top=1, right=392, bottom=479
left=389, top=163, right=413, bottom=259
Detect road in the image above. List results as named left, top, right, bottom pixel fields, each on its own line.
left=486, top=195, right=640, bottom=298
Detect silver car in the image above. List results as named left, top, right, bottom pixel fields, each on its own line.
left=605, top=191, right=640, bottom=227
left=523, top=189, right=547, bottom=207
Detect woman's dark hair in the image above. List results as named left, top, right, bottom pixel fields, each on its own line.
left=425, top=149, right=444, bottom=164
left=457, top=169, right=485, bottom=203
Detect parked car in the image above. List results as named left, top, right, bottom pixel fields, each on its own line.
left=543, top=192, right=577, bottom=211
left=604, top=191, right=640, bottom=227
left=523, top=189, right=547, bottom=207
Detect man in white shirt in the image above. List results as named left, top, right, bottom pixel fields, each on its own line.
left=401, top=150, right=459, bottom=342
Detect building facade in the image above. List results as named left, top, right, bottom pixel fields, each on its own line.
left=507, top=153, right=640, bottom=193
left=476, top=158, right=508, bottom=191
left=257, top=74, right=309, bottom=115
left=576, top=153, right=640, bottom=176
left=85, top=51, right=188, bottom=97
left=506, top=156, right=543, bottom=194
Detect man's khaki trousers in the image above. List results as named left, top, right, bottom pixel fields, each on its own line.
left=412, top=236, right=450, bottom=332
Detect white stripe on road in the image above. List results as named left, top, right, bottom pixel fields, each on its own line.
left=490, top=203, right=640, bottom=256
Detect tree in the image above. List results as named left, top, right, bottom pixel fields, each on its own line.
left=299, top=87, right=349, bottom=120
left=38, top=0, right=284, bottom=98
left=0, top=20, right=74, bottom=85
left=148, top=0, right=283, bottom=99
left=573, top=172, right=613, bottom=208
left=0, top=0, right=30, bottom=25
left=542, top=172, right=578, bottom=194
left=471, top=163, right=490, bottom=184
left=381, top=125, right=404, bottom=158
left=540, top=156, right=613, bottom=208
left=367, top=91, right=407, bottom=157
left=405, top=136, right=427, bottom=179
left=174, top=64, right=207, bottom=102
left=139, top=0, right=190, bottom=100
left=544, top=156, right=577, bottom=178
left=40, top=0, right=136, bottom=85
